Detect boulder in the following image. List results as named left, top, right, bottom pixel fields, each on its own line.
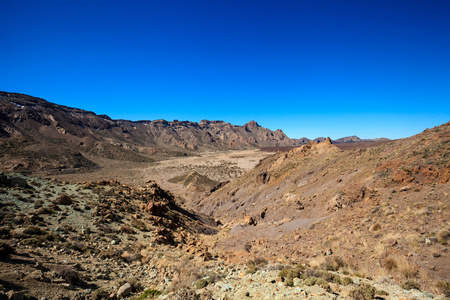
left=243, top=215, right=255, bottom=225
left=53, top=194, right=73, bottom=205
left=117, top=282, right=132, bottom=298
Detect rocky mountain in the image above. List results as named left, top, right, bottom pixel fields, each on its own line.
left=0, top=92, right=305, bottom=173
left=334, top=135, right=390, bottom=143
left=0, top=91, right=390, bottom=174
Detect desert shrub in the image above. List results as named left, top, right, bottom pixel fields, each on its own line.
left=278, top=265, right=304, bottom=280
left=342, top=277, right=353, bottom=285
left=285, top=277, right=294, bottom=287
left=322, top=272, right=341, bottom=284
left=401, top=280, right=421, bottom=291
left=321, top=256, right=346, bottom=271
left=246, top=257, right=267, bottom=274
left=436, top=281, right=450, bottom=297
left=247, top=257, right=267, bottom=266
left=315, top=277, right=331, bottom=292
left=376, top=289, right=389, bottom=296
left=195, top=278, right=212, bottom=289
left=138, top=289, right=162, bottom=299
left=383, top=258, right=397, bottom=270
left=303, top=276, right=318, bottom=286
left=349, top=283, right=376, bottom=300
left=303, top=276, right=330, bottom=292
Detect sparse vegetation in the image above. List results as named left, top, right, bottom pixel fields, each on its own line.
left=349, top=283, right=376, bottom=300
left=401, top=280, right=421, bottom=291
left=342, top=277, right=353, bottom=285
left=382, top=257, right=397, bottom=270
left=195, top=277, right=212, bottom=289
left=321, top=256, right=346, bottom=271
left=136, top=289, right=162, bottom=299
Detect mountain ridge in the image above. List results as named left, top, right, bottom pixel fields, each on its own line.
left=0, top=91, right=388, bottom=174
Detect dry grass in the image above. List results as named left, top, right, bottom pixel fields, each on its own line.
left=396, top=256, right=419, bottom=279
left=382, top=258, right=397, bottom=271
left=308, top=256, right=326, bottom=269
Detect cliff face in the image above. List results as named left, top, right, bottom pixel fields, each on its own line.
left=0, top=92, right=303, bottom=173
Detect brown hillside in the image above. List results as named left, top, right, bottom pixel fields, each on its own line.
left=196, top=122, right=450, bottom=292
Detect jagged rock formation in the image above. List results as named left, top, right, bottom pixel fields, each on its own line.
left=0, top=91, right=390, bottom=174
left=0, top=92, right=304, bottom=173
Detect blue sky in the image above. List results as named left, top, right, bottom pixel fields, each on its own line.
left=1, top=0, right=449, bottom=139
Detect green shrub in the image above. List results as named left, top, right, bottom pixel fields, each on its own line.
left=401, top=280, right=421, bottom=291
left=376, top=289, right=389, bottom=296
left=138, top=289, right=162, bottom=299
left=349, top=283, right=376, bottom=300
left=322, top=272, right=341, bottom=284
left=342, top=277, right=353, bottom=285
left=195, top=278, right=212, bottom=289
left=278, top=266, right=303, bottom=280
left=316, top=277, right=331, bottom=292
left=303, top=276, right=330, bottom=292
left=303, top=276, right=318, bottom=286
left=285, top=277, right=294, bottom=287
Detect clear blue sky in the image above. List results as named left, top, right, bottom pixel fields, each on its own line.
left=1, top=0, right=449, bottom=139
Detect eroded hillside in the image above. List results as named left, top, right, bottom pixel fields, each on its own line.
left=0, top=92, right=304, bottom=174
